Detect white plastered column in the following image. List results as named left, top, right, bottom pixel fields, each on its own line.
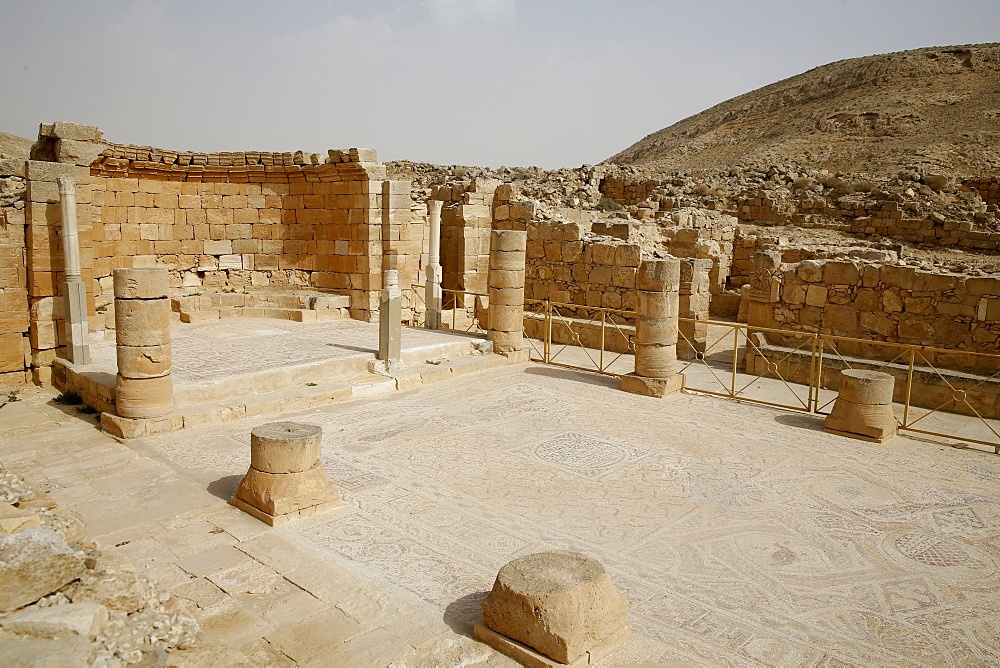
left=57, top=176, right=91, bottom=365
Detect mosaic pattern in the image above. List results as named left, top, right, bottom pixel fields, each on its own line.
left=145, top=364, right=1000, bottom=665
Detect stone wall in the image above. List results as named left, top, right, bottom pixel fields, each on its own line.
left=746, top=253, right=1000, bottom=370
left=436, top=178, right=500, bottom=302
left=18, top=121, right=415, bottom=384
left=963, top=176, right=1000, bottom=209
left=0, top=165, right=29, bottom=387
left=524, top=220, right=641, bottom=312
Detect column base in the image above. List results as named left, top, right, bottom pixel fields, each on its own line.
left=100, top=412, right=182, bottom=440
left=473, top=623, right=631, bottom=668
left=620, top=373, right=684, bottom=398
left=499, top=349, right=530, bottom=364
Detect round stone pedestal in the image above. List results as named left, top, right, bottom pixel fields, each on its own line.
left=824, top=369, right=898, bottom=442
left=474, top=550, right=631, bottom=666
left=231, top=422, right=340, bottom=526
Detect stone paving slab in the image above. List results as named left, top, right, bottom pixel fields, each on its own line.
left=3, top=361, right=1000, bottom=665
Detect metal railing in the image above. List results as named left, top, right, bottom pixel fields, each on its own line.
left=677, top=317, right=1000, bottom=453
left=523, top=299, right=635, bottom=377
left=408, top=285, right=487, bottom=334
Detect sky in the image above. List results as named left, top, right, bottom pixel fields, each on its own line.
left=1, top=0, right=998, bottom=168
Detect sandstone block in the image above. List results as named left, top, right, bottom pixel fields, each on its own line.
left=488, top=329, right=523, bottom=353
left=116, top=344, right=171, bottom=379
left=620, top=372, right=684, bottom=398
left=489, top=269, right=526, bottom=290
left=839, top=369, right=895, bottom=405
left=490, top=308, right=524, bottom=333
left=491, top=287, right=525, bottom=307
left=2, top=602, right=108, bottom=640
left=232, top=466, right=340, bottom=520
left=250, top=422, right=322, bottom=474
left=634, top=343, right=678, bottom=378
left=115, top=373, right=173, bottom=419
left=113, top=268, right=169, bottom=300
left=0, top=503, right=42, bottom=534
left=50, top=121, right=102, bottom=142
left=635, top=316, right=679, bottom=345
left=56, top=139, right=103, bottom=167
left=636, top=257, right=680, bottom=292
left=480, top=550, right=629, bottom=665
left=637, top=291, right=679, bottom=319
left=0, top=527, right=87, bottom=612
left=114, top=299, right=171, bottom=346
left=490, top=250, right=527, bottom=272
left=824, top=398, right=898, bottom=442
left=492, top=230, right=528, bottom=252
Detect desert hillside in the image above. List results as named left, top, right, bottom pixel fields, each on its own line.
left=607, top=44, right=1000, bottom=177
left=0, top=132, right=32, bottom=161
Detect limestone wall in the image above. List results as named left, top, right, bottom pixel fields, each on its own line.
left=19, top=121, right=414, bottom=384
left=963, top=177, right=1000, bottom=209
left=525, top=220, right=641, bottom=313
left=0, top=168, right=29, bottom=387
left=436, top=178, right=500, bottom=301
left=747, top=254, right=1000, bottom=370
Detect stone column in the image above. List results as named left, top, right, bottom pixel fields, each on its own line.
left=621, top=257, right=684, bottom=397
left=824, top=369, right=898, bottom=442
left=424, top=200, right=443, bottom=329
left=678, top=258, right=712, bottom=360
left=57, top=176, right=91, bottom=365
left=113, top=268, right=173, bottom=420
left=487, top=230, right=528, bottom=361
left=377, top=256, right=402, bottom=374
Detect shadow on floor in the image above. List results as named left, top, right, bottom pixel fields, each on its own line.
left=443, top=590, right=490, bottom=637
left=523, top=366, right=620, bottom=390
left=207, top=474, right=243, bottom=502
left=774, top=412, right=826, bottom=432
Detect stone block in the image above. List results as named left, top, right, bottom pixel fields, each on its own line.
left=620, top=372, right=684, bottom=398
left=635, top=316, right=678, bottom=345
left=0, top=527, right=86, bottom=612
left=488, top=330, right=523, bottom=353
left=824, top=398, right=897, bottom=442
left=634, top=343, right=677, bottom=378
left=0, top=503, right=41, bottom=535
left=0, top=332, right=26, bottom=373
left=56, top=139, right=103, bottom=167
left=636, top=257, right=680, bottom=292
left=479, top=551, right=630, bottom=665
left=2, top=602, right=108, bottom=640
left=489, top=270, right=525, bottom=290
left=492, top=230, right=527, bottom=252
left=114, top=299, right=171, bottom=346
left=233, top=465, right=340, bottom=518
left=491, top=287, right=525, bottom=307
left=250, top=422, right=322, bottom=474
left=112, top=268, right=169, bottom=300
left=637, top=291, right=679, bottom=319
left=115, top=373, right=173, bottom=419
left=490, top=250, right=526, bottom=272
left=50, top=121, right=101, bottom=142
left=838, top=369, right=894, bottom=405
left=203, top=240, right=233, bottom=256
left=116, top=344, right=171, bottom=379
left=490, top=308, right=524, bottom=333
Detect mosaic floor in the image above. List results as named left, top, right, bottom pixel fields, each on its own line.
left=145, top=363, right=1000, bottom=665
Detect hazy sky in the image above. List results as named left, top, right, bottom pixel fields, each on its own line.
left=1, top=0, right=997, bottom=168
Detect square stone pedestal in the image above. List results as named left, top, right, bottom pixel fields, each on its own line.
left=100, top=412, right=182, bottom=440
left=620, top=373, right=684, bottom=398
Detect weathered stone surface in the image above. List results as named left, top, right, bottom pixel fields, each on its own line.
left=233, top=466, right=340, bottom=517
left=636, top=257, right=680, bottom=292
left=113, top=268, right=170, bottom=300
left=0, top=527, right=87, bottom=612
left=56, top=140, right=103, bottom=167
left=116, top=344, right=172, bottom=379
left=71, top=568, right=147, bottom=614
left=481, top=550, right=629, bottom=664
left=839, top=369, right=895, bottom=405
left=0, top=503, right=41, bottom=535
left=620, top=372, right=684, bottom=398
left=2, top=602, right=108, bottom=640
left=114, top=299, right=172, bottom=346
left=490, top=250, right=527, bottom=272
left=824, top=398, right=898, bottom=442
left=50, top=121, right=102, bottom=142
left=492, top=230, right=528, bottom=252
left=0, top=630, right=93, bottom=666
left=250, top=422, right=322, bottom=474
left=115, top=373, right=174, bottom=419
left=165, top=644, right=252, bottom=667
left=634, top=344, right=678, bottom=379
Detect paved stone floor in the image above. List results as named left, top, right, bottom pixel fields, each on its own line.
left=3, top=361, right=1000, bottom=665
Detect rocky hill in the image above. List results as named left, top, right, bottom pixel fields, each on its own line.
left=607, top=44, right=1000, bottom=177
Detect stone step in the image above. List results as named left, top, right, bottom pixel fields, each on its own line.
left=174, top=337, right=491, bottom=408
left=178, top=307, right=348, bottom=324
left=176, top=352, right=511, bottom=429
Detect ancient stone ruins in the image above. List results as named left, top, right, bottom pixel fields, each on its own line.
left=0, top=94, right=998, bottom=665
